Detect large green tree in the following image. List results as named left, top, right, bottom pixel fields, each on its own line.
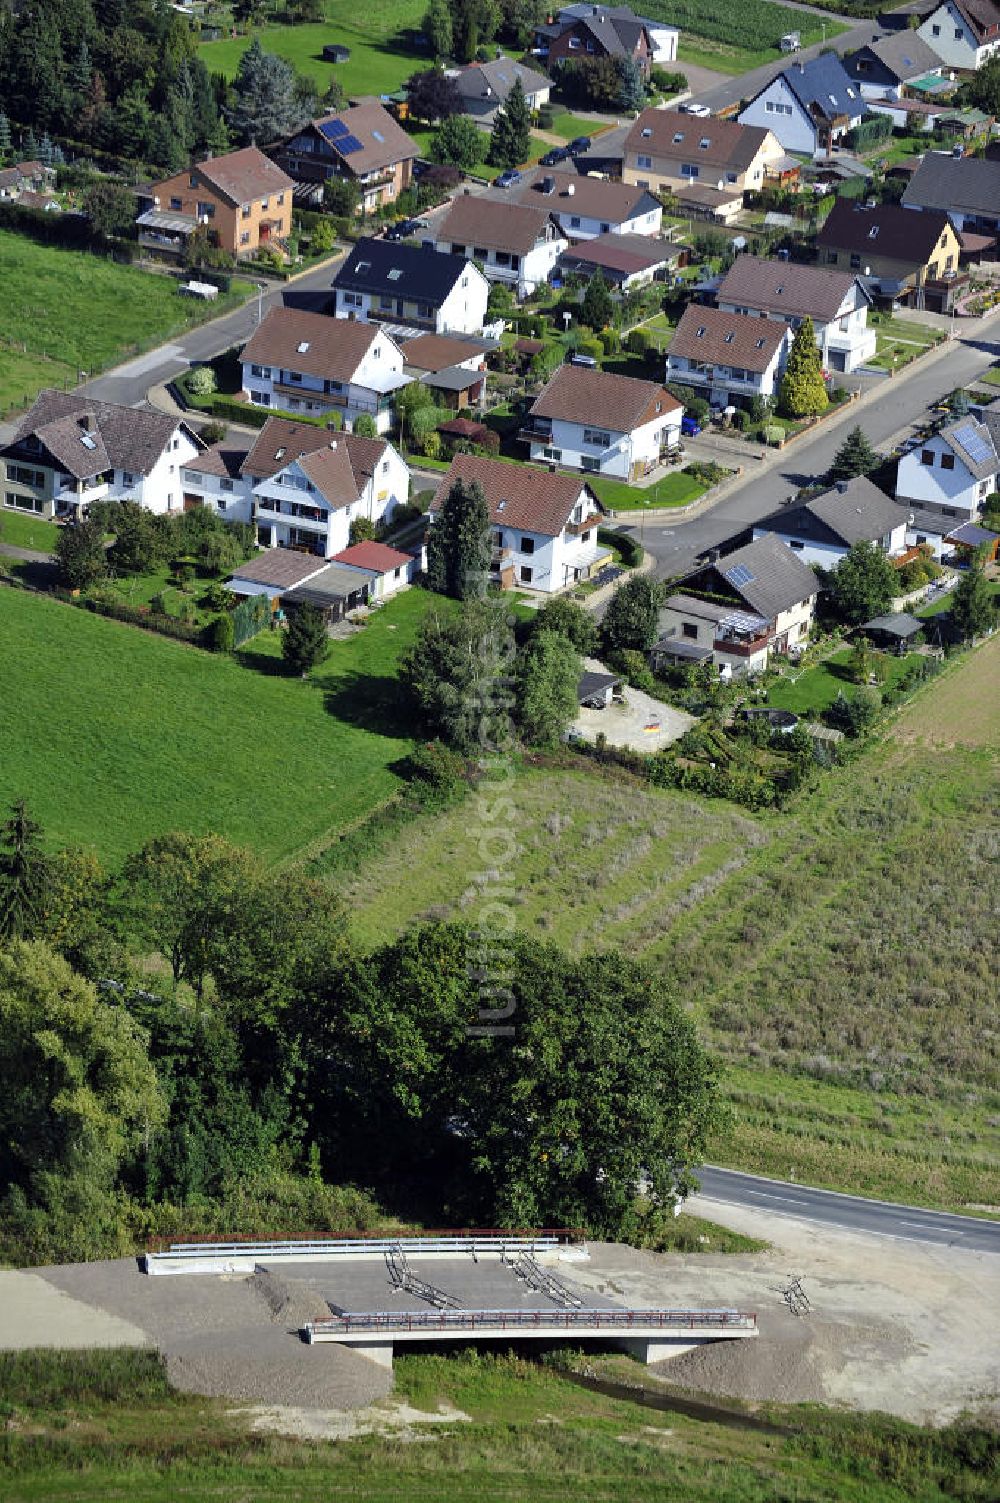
left=430, top=112, right=483, bottom=170
left=825, top=539, right=896, bottom=625
left=950, top=557, right=998, bottom=640
left=423, top=0, right=454, bottom=58
left=282, top=602, right=329, bottom=676
left=580, top=269, right=614, bottom=331
left=426, top=477, right=491, bottom=599
left=516, top=628, right=581, bottom=746
left=488, top=76, right=531, bottom=168
left=227, top=39, right=308, bottom=145
left=533, top=595, right=598, bottom=654
left=400, top=598, right=515, bottom=752
left=777, top=317, right=828, bottom=419
left=54, top=515, right=107, bottom=591
left=602, top=574, right=663, bottom=653
left=829, top=425, right=879, bottom=483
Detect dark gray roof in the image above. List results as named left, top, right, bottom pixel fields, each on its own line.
left=709, top=534, right=819, bottom=620
left=817, top=197, right=953, bottom=265
left=862, top=612, right=923, bottom=637
left=284, top=562, right=369, bottom=605
left=756, top=477, right=908, bottom=549
left=7, top=388, right=191, bottom=480
left=938, top=412, right=1000, bottom=481
left=847, top=32, right=942, bottom=81
left=901, top=155, right=1000, bottom=220
left=945, top=521, right=1000, bottom=547
left=577, top=670, right=620, bottom=702
left=453, top=56, right=551, bottom=104
left=774, top=53, right=864, bottom=124
left=651, top=636, right=713, bottom=661
left=334, top=237, right=474, bottom=304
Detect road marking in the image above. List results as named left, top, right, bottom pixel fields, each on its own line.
left=740, top=1190, right=809, bottom=1206
left=900, top=1220, right=963, bottom=1235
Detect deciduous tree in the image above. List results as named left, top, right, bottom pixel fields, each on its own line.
left=54, top=515, right=107, bottom=591
left=602, top=574, right=663, bottom=653
left=533, top=595, right=598, bottom=653
left=405, top=67, right=462, bottom=123
left=400, top=599, right=515, bottom=751
left=0, top=801, right=49, bottom=945
left=430, top=111, right=483, bottom=169
left=516, top=628, right=581, bottom=745
left=824, top=539, right=896, bottom=625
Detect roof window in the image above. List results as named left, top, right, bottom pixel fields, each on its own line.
left=724, top=332, right=734, bottom=343
left=641, top=126, right=652, bottom=136
left=296, top=341, right=310, bottom=353
left=497, top=498, right=507, bottom=512
left=698, top=137, right=710, bottom=148
left=274, top=447, right=286, bottom=459
left=672, top=131, right=684, bottom=143
left=80, top=433, right=97, bottom=450
left=388, top=268, right=402, bottom=281
left=696, top=325, right=706, bottom=336
left=755, top=338, right=766, bottom=348
left=372, top=129, right=385, bottom=142
left=868, top=226, right=879, bottom=239
left=356, top=260, right=370, bottom=273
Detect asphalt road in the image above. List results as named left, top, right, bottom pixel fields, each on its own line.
left=78, top=256, right=345, bottom=408
left=694, top=1166, right=1000, bottom=1254
left=628, top=323, right=1000, bottom=582
left=688, top=19, right=883, bottom=116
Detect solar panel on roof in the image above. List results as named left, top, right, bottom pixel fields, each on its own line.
left=321, top=118, right=349, bottom=139
left=952, top=423, right=993, bottom=466
left=724, top=562, right=755, bottom=588
left=339, top=133, right=363, bottom=154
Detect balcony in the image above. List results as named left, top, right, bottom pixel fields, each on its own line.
left=713, top=630, right=772, bottom=658
left=519, top=419, right=552, bottom=444
left=565, top=512, right=602, bottom=536
left=274, top=381, right=343, bottom=408
left=253, top=502, right=327, bottom=531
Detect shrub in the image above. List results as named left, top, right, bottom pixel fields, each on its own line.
left=403, top=740, right=468, bottom=803
left=209, top=612, right=235, bottom=653
left=626, top=327, right=651, bottom=355
left=198, top=419, right=226, bottom=445
left=650, top=67, right=687, bottom=94
left=187, top=366, right=217, bottom=396
left=599, top=328, right=620, bottom=356
left=576, top=334, right=604, bottom=361
left=352, top=412, right=377, bottom=438
left=762, top=423, right=785, bottom=446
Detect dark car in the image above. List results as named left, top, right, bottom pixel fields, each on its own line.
left=384, top=218, right=425, bottom=241
left=540, top=146, right=569, bottom=166
left=495, top=168, right=522, bottom=188
left=567, top=136, right=592, bottom=156
left=681, top=415, right=702, bottom=438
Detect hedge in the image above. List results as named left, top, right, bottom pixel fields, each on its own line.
left=598, top=527, right=641, bottom=567
left=0, top=198, right=136, bottom=260
left=53, top=588, right=209, bottom=645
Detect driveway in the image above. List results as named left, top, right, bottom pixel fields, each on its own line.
left=571, top=659, right=695, bottom=751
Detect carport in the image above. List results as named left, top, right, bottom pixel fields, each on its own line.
left=283, top=563, right=371, bottom=624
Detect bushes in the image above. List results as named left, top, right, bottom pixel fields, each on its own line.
left=626, top=327, right=651, bottom=356
left=599, top=526, right=641, bottom=567
left=650, top=67, right=687, bottom=95
left=66, top=590, right=207, bottom=646
left=209, top=613, right=235, bottom=653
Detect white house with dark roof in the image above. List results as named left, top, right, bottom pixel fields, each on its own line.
left=178, top=439, right=253, bottom=522
left=738, top=54, right=865, bottom=155
left=522, top=364, right=683, bottom=479
left=918, top=0, right=1000, bottom=70
left=332, top=237, right=489, bottom=336
left=1, top=389, right=201, bottom=521
left=895, top=402, right=1000, bottom=552
left=432, top=194, right=568, bottom=296
left=430, top=452, right=610, bottom=591
left=901, top=155, right=1000, bottom=239
left=752, top=477, right=910, bottom=568
left=666, top=305, right=792, bottom=408
left=240, top=306, right=409, bottom=434
left=843, top=32, right=944, bottom=99
left=269, top=96, right=418, bottom=214
left=451, top=56, right=552, bottom=123
left=715, top=255, right=875, bottom=374
left=505, top=169, right=662, bottom=241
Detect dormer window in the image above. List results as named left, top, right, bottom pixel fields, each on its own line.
left=724, top=332, right=734, bottom=343
left=698, top=137, right=710, bottom=148
left=672, top=131, right=684, bottom=143
left=696, top=326, right=706, bottom=337
left=868, top=226, right=879, bottom=239
left=641, top=126, right=652, bottom=137
left=755, top=338, right=766, bottom=349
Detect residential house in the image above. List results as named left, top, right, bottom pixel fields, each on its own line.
left=866, top=96, right=948, bottom=131
left=137, top=147, right=293, bottom=260
left=244, top=417, right=408, bottom=557
left=177, top=437, right=252, bottom=523
left=451, top=56, right=552, bottom=123
left=815, top=197, right=964, bottom=311
left=738, top=54, right=866, bottom=155
left=751, top=476, right=910, bottom=567
left=1, top=389, right=201, bottom=521
left=521, top=364, right=683, bottom=479
left=432, top=194, right=568, bottom=296
left=0, top=159, right=57, bottom=199
left=240, top=307, right=410, bottom=434
left=268, top=97, right=418, bottom=214
left=429, top=453, right=610, bottom=591
left=622, top=109, right=785, bottom=214
left=666, top=304, right=792, bottom=409
left=506, top=168, right=662, bottom=240
left=714, top=255, right=876, bottom=373
left=652, top=535, right=818, bottom=675
left=557, top=231, right=677, bottom=288
left=843, top=32, right=944, bottom=99
left=539, top=6, right=653, bottom=76
left=331, top=539, right=419, bottom=598
left=227, top=549, right=373, bottom=621
left=902, top=155, right=1000, bottom=240
left=537, top=5, right=678, bottom=62
left=331, top=237, right=490, bottom=336
left=399, top=332, right=489, bottom=409
left=918, top=0, right=1000, bottom=69
left=895, top=402, right=1000, bottom=553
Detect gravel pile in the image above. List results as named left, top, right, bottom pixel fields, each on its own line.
left=165, top=1327, right=391, bottom=1408
left=654, top=1320, right=847, bottom=1406
left=248, top=1269, right=332, bottom=1329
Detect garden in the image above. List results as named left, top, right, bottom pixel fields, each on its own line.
left=869, top=314, right=947, bottom=373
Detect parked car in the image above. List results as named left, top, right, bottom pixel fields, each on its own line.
left=681, top=415, right=702, bottom=437
left=540, top=146, right=569, bottom=166
left=680, top=103, right=711, bottom=118
left=495, top=168, right=522, bottom=188
left=567, top=136, right=591, bottom=155
left=384, top=217, right=425, bottom=241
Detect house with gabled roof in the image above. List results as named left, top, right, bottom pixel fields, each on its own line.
left=429, top=453, right=610, bottom=591
left=432, top=194, right=568, bottom=296
left=240, top=307, right=410, bottom=434
left=332, top=237, right=490, bottom=336
left=895, top=400, right=1000, bottom=553
left=623, top=108, right=785, bottom=200
left=918, top=0, right=1000, bottom=69
left=666, top=305, right=792, bottom=409
left=138, top=147, right=294, bottom=260
left=331, top=539, right=419, bottom=599
left=2, top=389, right=202, bottom=521
left=521, top=364, right=683, bottom=479
left=844, top=32, right=944, bottom=99
left=738, top=53, right=866, bottom=155
left=752, top=477, right=910, bottom=567
left=715, top=255, right=876, bottom=373
left=540, top=5, right=653, bottom=75
left=183, top=414, right=410, bottom=558
left=653, top=535, right=818, bottom=675
left=505, top=168, right=662, bottom=241
left=451, top=56, right=552, bottom=123
left=816, top=198, right=964, bottom=311
left=901, top=155, right=1000, bottom=239
left=269, top=97, right=418, bottom=214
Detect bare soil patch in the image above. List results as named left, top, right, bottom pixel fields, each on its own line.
left=892, top=635, right=1000, bottom=749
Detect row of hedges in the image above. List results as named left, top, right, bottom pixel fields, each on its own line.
left=0, top=198, right=136, bottom=260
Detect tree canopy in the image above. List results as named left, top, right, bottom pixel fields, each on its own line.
left=516, top=628, right=581, bottom=746
left=824, top=539, right=897, bottom=626
left=227, top=39, right=313, bottom=146
left=401, top=598, right=515, bottom=753
left=602, top=575, right=663, bottom=653
left=430, top=112, right=483, bottom=169
left=488, top=76, right=530, bottom=168
left=829, top=425, right=879, bottom=483
left=581, top=270, right=614, bottom=331
left=778, top=318, right=828, bottom=419
left=950, top=557, right=998, bottom=640
left=282, top=602, right=329, bottom=677
left=426, top=477, right=491, bottom=599
left=405, top=67, right=462, bottom=123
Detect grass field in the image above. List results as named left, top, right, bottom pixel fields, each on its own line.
left=2, top=1348, right=996, bottom=1503
left=588, top=470, right=709, bottom=512
left=0, top=509, right=60, bottom=552
left=337, top=643, right=1000, bottom=1211
left=0, top=232, right=252, bottom=415
left=0, top=584, right=445, bottom=864
left=765, top=648, right=920, bottom=715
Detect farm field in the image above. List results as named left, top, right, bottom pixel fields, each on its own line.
left=4, top=1348, right=996, bottom=1503
left=0, top=232, right=252, bottom=417
left=338, top=644, right=1000, bottom=1211
left=0, top=584, right=444, bottom=865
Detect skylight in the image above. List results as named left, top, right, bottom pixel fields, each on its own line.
left=372, top=129, right=385, bottom=142
left=275, top=447, right=286, bottom=459
left=775, top=285, right=784, bottom=294
left=723, top=332, right=734, bottom=343
left=672, top=131, right=684, bottom=143
left=641, top=126, right=652, bottom=137
left=80, top=433, right=97, bottom=450
left=497, top=498, right=507, bottom=512
left=868, top=226, right=879, bottom=239
left=356, top=260, right=371, bottom=273
left=698, top=137, right=710, bottom=148
left=296, top=341, right=311, bottom=353
left=387, top=268, right=402, bottom=281
left=755, top=338, right=766, bottom=348
left=828, top=93, right=837, bottom=105
left=696, top=326, right=706, bottom=337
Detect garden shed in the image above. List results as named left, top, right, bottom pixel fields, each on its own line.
left=322, top=43, right=351, bottom=63
left=860, top=612, right=923, bottom=652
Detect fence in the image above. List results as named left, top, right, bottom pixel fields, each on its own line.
left=306, top=1307, right=758, bottom=1337
left=232, top=592, right=271, bottom=647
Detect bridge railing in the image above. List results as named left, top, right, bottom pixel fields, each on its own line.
left=305, top=1307, right=758, bottom=1338
left=145, top=1228, right=584, bottom=1256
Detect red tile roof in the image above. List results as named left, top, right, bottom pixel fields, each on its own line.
left=669, top=304, right=789, bottom=372
left=333, top=541, right=414, bottom=573
left=529, top=363, right=681, bottom=432
left=241, top=307, right=389, bottom=384
left=431, top=454, right=599, bottom=537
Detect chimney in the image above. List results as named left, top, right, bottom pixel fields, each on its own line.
left=836, top=479, right=848, bottom=492
left=565, top=181, right=575, bottom=196
left=77, top=414, right=93, bottom=433
left=329, top=439, right=338, bottom=451
left=542, top=174, right=555, bottom=194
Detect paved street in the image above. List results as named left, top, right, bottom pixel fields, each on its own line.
left=694, top=1166, right=1000, bottom=1254
left=627, top=322, right=1000, bottom=582
left=688, top=19, right=883, bottom=115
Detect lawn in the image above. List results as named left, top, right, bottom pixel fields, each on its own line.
left=4, top=1348, right=996, bottom=1503
left=546, top=111, right=609, bottom=141
left=765, top=647, right=921, bottom=715
left=0, top=231, right=253, bottom=416
left=588, top=470, right=709, bottom=512
left=0, top=584, right=444, bottom=865
left=976, top=363, right=1000, bottom=386
left=406, top=124, right=551, bottom=179
left=0, top=508, right=60, bottom=552
left=200, top=0, right=426, bottom=93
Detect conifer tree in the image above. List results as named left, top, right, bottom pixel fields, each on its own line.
left=488, top=77, right=531, bottom=168
left=581, top=270, right=614, bottom=330
left=426, top=478, right=491, bottom=599
left=829, top=425, right=879, bottom=483
left=777, top=317, right=828, bottom=418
